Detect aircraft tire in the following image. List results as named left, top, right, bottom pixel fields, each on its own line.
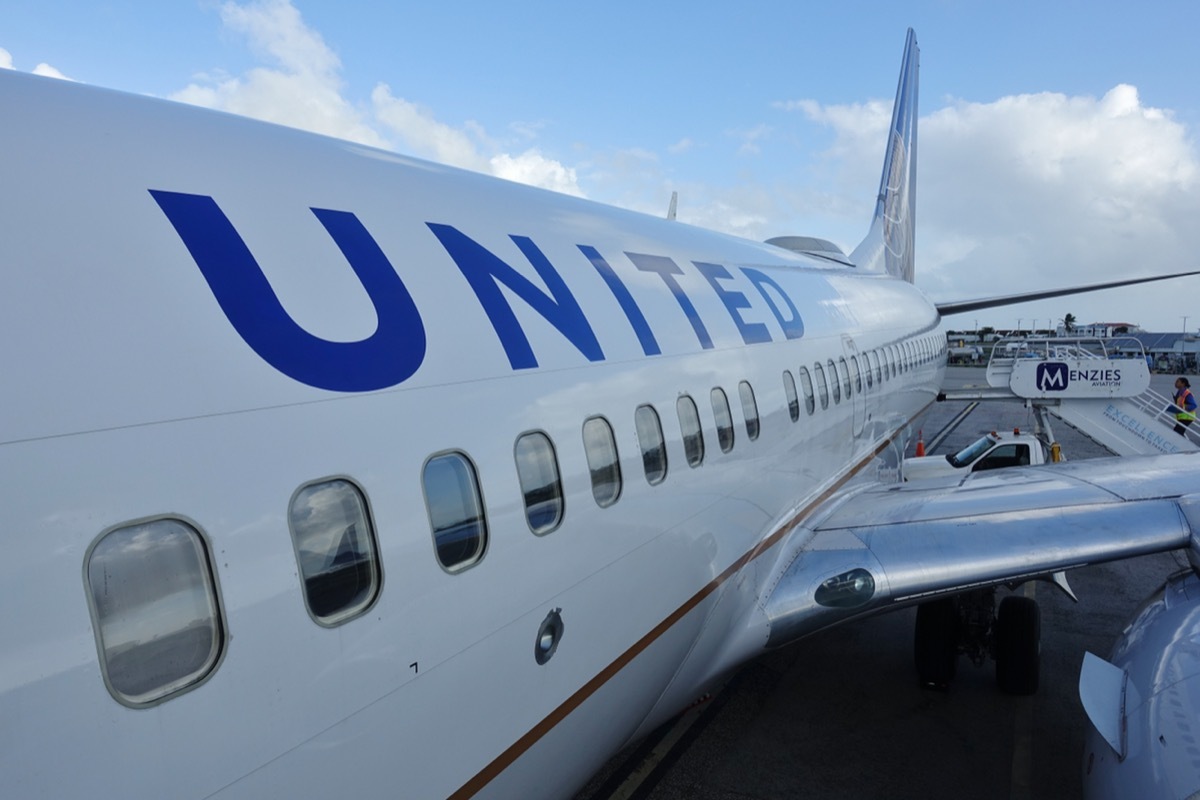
left=995, top=595, right=1040, bottom=695
left=914, top=598, right=958, bottom=690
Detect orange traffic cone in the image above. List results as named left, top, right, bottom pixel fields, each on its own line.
left=914, top=430, right=925, bottom=457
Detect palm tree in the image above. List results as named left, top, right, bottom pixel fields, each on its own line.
left=1062, top=313, right=1077, bottom=334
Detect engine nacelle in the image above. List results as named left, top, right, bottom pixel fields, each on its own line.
left=1080, top=568, right=1200, bottom=799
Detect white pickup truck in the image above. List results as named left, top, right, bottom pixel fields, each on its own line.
left=903, top=429, right=1052, bottom=481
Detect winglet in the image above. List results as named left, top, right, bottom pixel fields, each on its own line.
left=850, top=28, right=919, bottom=282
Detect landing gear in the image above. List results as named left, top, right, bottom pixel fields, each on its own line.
left=914, top=597, right=957, bottom=690
left=995, top=596, right=1040, bottom=695
left=912, top=590, right=1040, bottom=695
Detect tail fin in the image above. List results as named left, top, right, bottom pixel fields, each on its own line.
left=850, top=29, right=919, bottom=282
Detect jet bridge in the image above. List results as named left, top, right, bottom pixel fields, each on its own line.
left=941, top=337, right=1199, bottom=456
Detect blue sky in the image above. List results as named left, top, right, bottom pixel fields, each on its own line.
left=5, top=0, right=1199, bottom=331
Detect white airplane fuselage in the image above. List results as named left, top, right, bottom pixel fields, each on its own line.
left=1, top=66, right=943, bottom=798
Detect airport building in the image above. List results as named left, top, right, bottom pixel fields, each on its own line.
left=944, top=326, right=1200, bottom=372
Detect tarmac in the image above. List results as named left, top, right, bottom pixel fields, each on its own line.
left=575, top=367, right=1190, bottom=800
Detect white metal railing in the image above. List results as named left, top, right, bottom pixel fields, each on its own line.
left=1128, top=385, right=1200, bottom=448
left=985, top=337, right=1144, bottom=388
left=986, top=336, right=1144, bottom=366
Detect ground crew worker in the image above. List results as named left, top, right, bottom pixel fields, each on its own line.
left=1171, top=377, right=1197, bottom=436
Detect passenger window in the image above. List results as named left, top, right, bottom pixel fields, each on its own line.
left=783, top=370, right=799, bottom=422
left=583, top=416, right=622, bottom=506
left=872, top=350, right=883, bottom=384
left=711, top=388, right=735, bottom=452
left=677, top=395, right=705, bottom=466
left=86, top=518, right=223, bottom=706
left=798, top=367, right=816, bottom=415
left=826, top=360, right=840, bottom=403
left=813, top=363, right=830, bottom=409
left=850, top=355, right=862, bottom=394
left=291, top=478, right=383, bottom=619
left=838, top=357, right=851, bottom=398
left=739, top=381, right=760, bottom=440
left=635, top=405, right=668, bottom=485
left=514, top=432, right=564, bottom=534
left=423, top=454, right=488, bottom=572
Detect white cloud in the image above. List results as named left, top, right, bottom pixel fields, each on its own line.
left=171, top=0, right=385, bottom=148
left=730, top=123, right=773, bottom=156
left=490, top=150, right=583, bottom=197
left=508, top=120, right=546, bottom=141
left=780, top=86, right=1200, bottom=328
left=169, top=0, right=582, bottom=196
left=668, top=137, right=695, bottom=155
left=918, top=86, right=1197, bottom=308
left=220, top=0, right=339, bottom=78
left=0, top=47, right=72, bottom=80
left=31, top=63, right=71, bottom=80
left=369, top=84, right=489, bottom=172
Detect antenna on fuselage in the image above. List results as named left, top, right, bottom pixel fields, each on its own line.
left=667, top=191, right=678, bottom=221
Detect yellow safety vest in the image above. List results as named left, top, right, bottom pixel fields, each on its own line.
left=1177, top=389, right=1197, bottom=422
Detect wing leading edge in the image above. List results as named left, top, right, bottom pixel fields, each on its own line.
left=762, top=454, right=1200, bottom=647
left=935, top=269, right=1200, bottom=316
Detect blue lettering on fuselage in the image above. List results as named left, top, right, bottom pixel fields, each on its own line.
left=694, top=262, right=772, bottom=345
left=741, top=268, right=805, bottom=340
left=152, top=192, right=806, bottom=392
left=577, top=245, right=661, bottom=356
left=150, top=190, right=427, bottom=393
left=626, top=252, right=714, bottom=349
left=427, top=224, right=604, bottom=370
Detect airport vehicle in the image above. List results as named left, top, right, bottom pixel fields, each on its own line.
left=903, top=428, right=1050, bottom=481
left=3, top=30, right=1200, bottom=800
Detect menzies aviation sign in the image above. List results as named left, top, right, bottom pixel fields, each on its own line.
left=1035, top=362, right=1128, bottom=392
left=1010, top=358, right=1149, bottom=399
left=1036, top=362, right=1071, bottom=391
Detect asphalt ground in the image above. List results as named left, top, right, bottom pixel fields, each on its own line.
left=575, top=367, right=1191, bottom=800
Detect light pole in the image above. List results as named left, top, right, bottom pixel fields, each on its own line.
left=1185, top=317, right=1192, bottom=373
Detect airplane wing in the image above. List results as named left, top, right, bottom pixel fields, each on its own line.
left=935, top=270, right=1200, bottom=316
left=763, top=454, right=1200, bottom=646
